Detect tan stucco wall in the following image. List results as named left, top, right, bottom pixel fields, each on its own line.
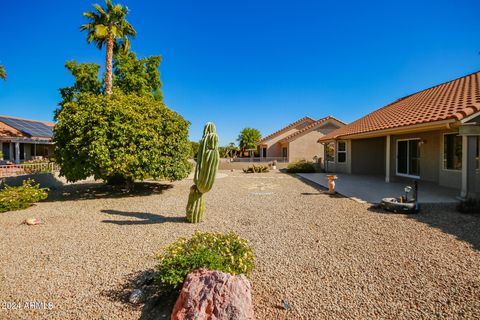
left=351, top=137, right=385, bottom=175
left=261, top=121, right=313, bottom=158
left=327, top=129, right=465, bottom=190
left=288, top=123, right=339, bottom=163
left=387, top=130, right=461, bottom=189
left=324, top=140, right=351, bottom=173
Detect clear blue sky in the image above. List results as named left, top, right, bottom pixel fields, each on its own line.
left=0, top=0, right=479, bottom=144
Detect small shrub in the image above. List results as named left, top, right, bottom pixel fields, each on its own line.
left=0, top=179, right=49, bottom=213
left=155, top=231, right=255, bottom=289
left=457, top=197, right=480, bottom=214
left=22, top=159, right=53, bottom=174
left=243, top=164, right=269, bottom=173
left=286, top=160, right=316, bottom=173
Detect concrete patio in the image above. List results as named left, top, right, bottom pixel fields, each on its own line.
left=297, top=173, right=460, bottom=204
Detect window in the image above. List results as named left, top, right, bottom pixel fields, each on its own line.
left=282, top=147, right=288, bottom=158
left=397, top=139, right=420, bottom=177
left=326, top=142, right=335, bottom=162
left=444, top=134, right=462, bottom=170
left=337, top=141, right=346, bottom=163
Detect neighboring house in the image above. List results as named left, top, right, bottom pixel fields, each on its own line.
left=257, top=116, right=345, bottom=163
left=318, top=70, right=480, bottom=198
left=0, top=115, right=54, bottom=164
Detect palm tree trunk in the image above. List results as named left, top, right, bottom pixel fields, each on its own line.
left=105, top=36, right=114, bottom=95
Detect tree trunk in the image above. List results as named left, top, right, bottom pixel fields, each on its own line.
left=105, top=36, right=114, bottom=95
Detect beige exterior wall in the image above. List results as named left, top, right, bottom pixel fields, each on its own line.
left=261, top=121, right=313, bottom=158
left=324, top=140, right=351, bottom=173
left=387, top=130, right=461, bottom=189
left=351, top=137, right=385, bottom=175
left=328, top=129, right=466, bottom=191
left=288, top=123, right=339, bottom=163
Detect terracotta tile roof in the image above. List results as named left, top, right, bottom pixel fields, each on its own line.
left=319, top=70, right=480, bottom=141
left=257, top=116, right=315, bottom=143
left=280, top=116, right=345, bottom=142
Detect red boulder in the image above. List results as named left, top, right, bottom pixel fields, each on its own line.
left=171, top=268, right=254, bottom=320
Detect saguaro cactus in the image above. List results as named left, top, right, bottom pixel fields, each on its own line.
left=186, top=122, right=220, bottom=223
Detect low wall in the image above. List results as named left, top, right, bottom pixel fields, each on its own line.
left=2, top=172, right=67, bottom=189
left=219, top=161, right=289, bottom=170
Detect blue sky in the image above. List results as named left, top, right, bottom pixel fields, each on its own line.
left=0, top=0, right=479, bottom=144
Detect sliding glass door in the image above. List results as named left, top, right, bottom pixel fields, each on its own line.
left=396, top=139, right=420, bottom=177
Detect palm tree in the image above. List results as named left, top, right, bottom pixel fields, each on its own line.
left=0, top=65, right=6, bottom=81
left=80, top=0, right=136, bottom=95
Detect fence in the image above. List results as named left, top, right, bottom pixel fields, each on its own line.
left=230, top=157, right=288, bottom=163
left=0, top=162, right=60, bottom=178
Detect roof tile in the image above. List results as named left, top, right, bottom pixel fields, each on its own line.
left=319, top=70, right=480, bottom=141
left=257, top=116, right=315, bottom=143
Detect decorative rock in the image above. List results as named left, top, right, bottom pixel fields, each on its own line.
left=23, top=218, right=42, bottom=226
left=171, top=268, right=254, bottom=320
left=129, top=289, right=144, bottom=304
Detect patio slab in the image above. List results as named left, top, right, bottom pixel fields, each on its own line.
left=297, top=173, right=460, bottom=204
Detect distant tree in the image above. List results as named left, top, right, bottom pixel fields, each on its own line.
left=237, top=128, right=261, bottom=150
left=190, top=141, right=200, bottom=159
left=54, top=93, right=191, bottom=190
left=0, top=65, right=6, bottom=80
left=80, top=0, right=136, bottom=95
left=222, top=142, right=239, bottom=158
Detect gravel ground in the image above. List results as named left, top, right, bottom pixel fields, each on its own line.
left=1, top=171, right=479, bottom=319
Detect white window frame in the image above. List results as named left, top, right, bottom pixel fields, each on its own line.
left=337, top=141, right=347, bottom=163
left=396, top=138, right=421, bottom=179
left=442, top=133, right=462, bottom=171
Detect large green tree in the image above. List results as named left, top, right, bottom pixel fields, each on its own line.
left=58, top=61, right=102, bottom=103
left=237, top=128, right=261, bottom=150
left=80, top=0, right=136, bottom=95
left=113, top=51, right=163, bottom=100
left=54, top=93, right=191, bottom=188
left=58, top=52, right=162, bottom=114
left=0, top=65, right=6, bottom=80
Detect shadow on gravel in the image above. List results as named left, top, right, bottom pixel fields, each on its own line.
left=408, top=210, right=480, bottom=251
left=368, top=205, right=480, bottom=251
left=102, top=269, right=179, bottom=320
left=46, top=182, right=173, bottom=202
left=101, top=209, right=185, bottom=225
left=291, top=173, right=346, bottom=199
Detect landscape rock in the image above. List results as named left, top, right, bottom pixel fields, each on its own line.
left=129, top=289, right=144, bottom=304
left=171, top=268, right=254, bottom=320
left=23, top=218, right=42, bottom=225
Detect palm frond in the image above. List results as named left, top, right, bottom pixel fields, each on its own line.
left=93, top=3, right=106, bottom=16
left=80, top=0, right=136, bottom=53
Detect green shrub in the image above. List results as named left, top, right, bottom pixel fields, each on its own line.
left=286, top=160, right=316, bottom=173
left=0, top=179, right=49, bottom=213
left=22, top=159, right=53, bottom=174
left=243, top=164, right=269, bottom=173
left=155, top=231, right=255, bottom=289
left=54, top=92, right=192, bottom=185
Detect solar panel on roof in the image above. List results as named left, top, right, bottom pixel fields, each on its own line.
left=0, top=117, right=53, bottom=138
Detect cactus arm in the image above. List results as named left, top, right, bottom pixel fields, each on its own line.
left=186, top=122, right=220, bottom=223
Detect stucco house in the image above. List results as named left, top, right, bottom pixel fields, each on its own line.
left=318, top=70, right=480, bottom=199
left=257, top=116, right=345, bottom=163
left=0, top=115, right=54, bottom=164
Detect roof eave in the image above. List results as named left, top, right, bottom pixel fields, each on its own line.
left=318, top=119, right=458, bottom=142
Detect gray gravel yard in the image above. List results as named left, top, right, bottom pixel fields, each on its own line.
left=1, top=171, right=479, bottom=319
